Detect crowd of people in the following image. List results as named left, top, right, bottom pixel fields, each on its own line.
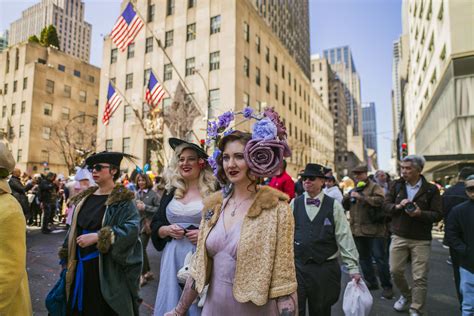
left=1, top=106, right=474, bottom=316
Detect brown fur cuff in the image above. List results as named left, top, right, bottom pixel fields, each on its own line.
left=97, top=226, right=115, bottom=253
left=58, top=247, right=68, bottom=260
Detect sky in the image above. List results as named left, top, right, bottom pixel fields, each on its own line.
left=0, top=0, right=402, bottom=170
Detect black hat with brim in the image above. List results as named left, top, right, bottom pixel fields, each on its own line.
left=169, top=138, right=208, bottom=159
left=299, top=163, right=327, bottom=178
left=85, top=151, right=135, bottom=168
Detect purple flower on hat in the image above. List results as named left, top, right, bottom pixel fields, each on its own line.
left=208, top=149, right=221, bottom=176
left=252, top=118, right=277, bottom=140
left=243, top=107, right=254, bottom=119
left=263, top=107, right=287, bottom=139
left=244, top=139, right=287, bottom=177
left=223, top=128, right=234, bottom=137
left=217, top=111, right=234, bottom=129
left=207, top=121, right=218, bottom=138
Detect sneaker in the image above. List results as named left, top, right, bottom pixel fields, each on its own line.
left=409, top=308, right=421, bottom=316
left=381, top=287, right=394, bottom=300
left=393, top=295, right=410, bottom=312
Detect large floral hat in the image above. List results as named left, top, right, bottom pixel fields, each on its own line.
left=206, top=106, right=291, bottom=179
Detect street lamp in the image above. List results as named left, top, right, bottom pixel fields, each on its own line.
left=193, top=68, right=211, bottom=139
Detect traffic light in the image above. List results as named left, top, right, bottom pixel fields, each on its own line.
left=401, top=142, right=408, bottom=158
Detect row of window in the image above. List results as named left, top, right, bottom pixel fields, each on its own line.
left=2, top=77, right=27, bottom=94
left=44, top=79, right=98, bottom=105
left=105, top=138, right=131, bottom=154
left=1, top=102, right=27, bottom=117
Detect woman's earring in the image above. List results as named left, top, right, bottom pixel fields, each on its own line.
left=198, top=159, right=207, bottom=169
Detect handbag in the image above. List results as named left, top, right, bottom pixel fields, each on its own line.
left=45, top=268, right=67, bottom=316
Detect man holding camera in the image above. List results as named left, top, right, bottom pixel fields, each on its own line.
left=342, top=164, right=393, bottom=299
left=384, top=155, right=442, bottom=316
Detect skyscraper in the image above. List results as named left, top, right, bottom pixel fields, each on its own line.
left=9, top=0, right=92, bottom=62
left=362, top=102, right=378, bottom=153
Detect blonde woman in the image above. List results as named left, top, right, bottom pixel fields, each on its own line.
left=151, top=138, right=215, bottom=316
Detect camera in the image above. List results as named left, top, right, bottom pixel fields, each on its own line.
left=405, top=202, right=416, bottom=212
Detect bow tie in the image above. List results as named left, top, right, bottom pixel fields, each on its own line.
left=306, top=198, right=321, bottom=207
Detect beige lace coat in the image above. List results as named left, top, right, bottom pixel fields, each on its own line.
left=190, top=186, right=297, bottom=306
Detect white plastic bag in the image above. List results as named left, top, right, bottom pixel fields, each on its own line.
left=342, top=279, right=373, bottom=316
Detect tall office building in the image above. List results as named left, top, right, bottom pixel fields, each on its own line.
left=252, top=0, right=311, bottom=78
left=0, top=31, right=8, bottom=52
left=323, top=45, right=364, bottom=161
left=0, top=42, right=100, bottom=175
left=97, top=0, right=334, bottom=177
left=401, top=0, right=474, bottom=180
left=362, top=102, right=377, bottom=153
left=9, top=0, right=92, bottom=62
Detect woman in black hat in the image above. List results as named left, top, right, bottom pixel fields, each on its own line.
left=151, top=138, right=216, bottom=316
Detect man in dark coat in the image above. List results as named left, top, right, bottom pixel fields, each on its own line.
left=443, top=166, right=474, bottom=306
left=8, top=168, right=30, bottom=218
left=38, top=172, right=57, bottom=233
left=446, top=175, right=474, bottom=315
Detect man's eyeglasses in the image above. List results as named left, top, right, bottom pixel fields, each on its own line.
left=88, top=164, right=110, bottom=172
left=466, top=187, right=474, bottom=193
left=302, top=176, right=316, bottom=181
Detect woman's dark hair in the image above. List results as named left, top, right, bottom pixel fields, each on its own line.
left=135, top=173, right=153, bottom=190
left=216, top=131, right=256, bottom=190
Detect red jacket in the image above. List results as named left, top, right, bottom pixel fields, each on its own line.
left=268, top=171, right=295, bottom=200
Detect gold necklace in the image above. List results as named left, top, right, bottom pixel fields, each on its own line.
left=230, top=196, right=253, bottom=217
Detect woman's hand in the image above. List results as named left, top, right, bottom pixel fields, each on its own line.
left=143, top=219, right=152, bottom=235
left=136, top=201, right=146, bottom=212
left=164, top=309, right=181, bottom=316
left=185, top=229, right=199, bottom=245
left=76, top=233, right=98, bottom=248
left=167, top=224, right=185, bottom=239
left=277, top=292, right=298, bottom=316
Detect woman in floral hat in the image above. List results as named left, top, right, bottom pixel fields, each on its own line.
left=166, top=108, right=297, bottom=316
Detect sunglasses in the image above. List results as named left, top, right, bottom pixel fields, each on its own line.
left=88, top=164, right=110, bottom=172
left=466, top=187, right=474, bottom=193
left=302, top=176, right=317, bottom=181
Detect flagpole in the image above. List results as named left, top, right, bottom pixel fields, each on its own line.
left=129, top=0, right=204, bottom=116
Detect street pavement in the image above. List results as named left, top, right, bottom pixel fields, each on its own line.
left=27, top=226, right=459, bottom=315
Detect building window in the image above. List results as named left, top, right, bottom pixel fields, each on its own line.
left=88, top=75, right=95, bottom=83
left=17, top=149, right=22, bottom=162
left=122, top=137, right=131, bottom=153
left=79, top=90, right=87, bottom=102
left=62, top=107, right=70, bottom=120
left=106, top=139, right=113, bottom=151
left=188, top=0, right=196, bottom=8
left=266, top=76, right=270, bottom=93
left=210, top=15, right=221, bottom=34
left=243, top=93, right=249, bottom=107
left=165, top=30, right=174, bottom=47
left=42, top=127, right=51, bottom=139
left=21, top=101, right=26, bottom=113
left=41, top=150, right=49, bottom=163
left=126, top=73, right=133, bottom=89
left=265, top=47, right=269, bottom=63
left=64, top=85, right=71, bottom=98
left=13, top=80, right=17, bottom=92
left=256, top=67, right=260, bottom=85
left=274, top=56, right=278, bottom=71
left=274, top=84, right=278, bottom=100
left=256, top=35, right=260, bottom=53
left=164, top=64, right=172, bottom=81
left=44, top=103, right=53, bottom=116
left=127, top=43, right=135, bottom=59
left=145, top=37, right=153, bottom=53
left=243, top=22, right=249, bottom=42
left=209, top=51, right=220, bottom=71
left=110, top=48, right=118, bottom=63
left=46, top=79, right=55, bottom=93
left=1, top=106, right=6, bottom=117
left=185, top=58, right=195, bottom=76
left=3, top=83, right=7, bottom=95
left=282, top=65, right=285, bottom=79
left=209, top=89, right=220, bottom=115
left=144, top=68, right=151, bottom=85
left=11, top=103, right=16, bottom=116
left=244, top=57, right=249, bottom=77
left=124, top=105, right=132, bottom=122
left=167, top=0, right=175, bottom=15
left=148, top=4, right=155, bottom=22
left=74, top=70, right=81, bottom=77
left=289, top=123, right=292, bottom=136
left=187, top=23, right=196, bottom=41
left=282, top=91, right=286, bottom=105
left=77, top=111, right=85, bottom=123
left=23, top=77, right=27, bottom=90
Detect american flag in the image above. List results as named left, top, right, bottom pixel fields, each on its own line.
left=110, top=2, right=144, bottom=51
left=102, top=83, right=122, bottom=126
left=145, top=71, right=166, bottom=110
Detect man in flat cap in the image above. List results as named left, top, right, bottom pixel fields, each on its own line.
left=342, top=164, right=392, bottom=299
left=57, top=151, right=142, bottom=316
left=292, top=163, right=360, bottom=315
left=0, top=138, right=32, bottom=315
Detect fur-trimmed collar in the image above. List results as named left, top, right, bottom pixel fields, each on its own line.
left=70, top=184, right=135, bottom=206
left=203, top=186, right=288, bottom=224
